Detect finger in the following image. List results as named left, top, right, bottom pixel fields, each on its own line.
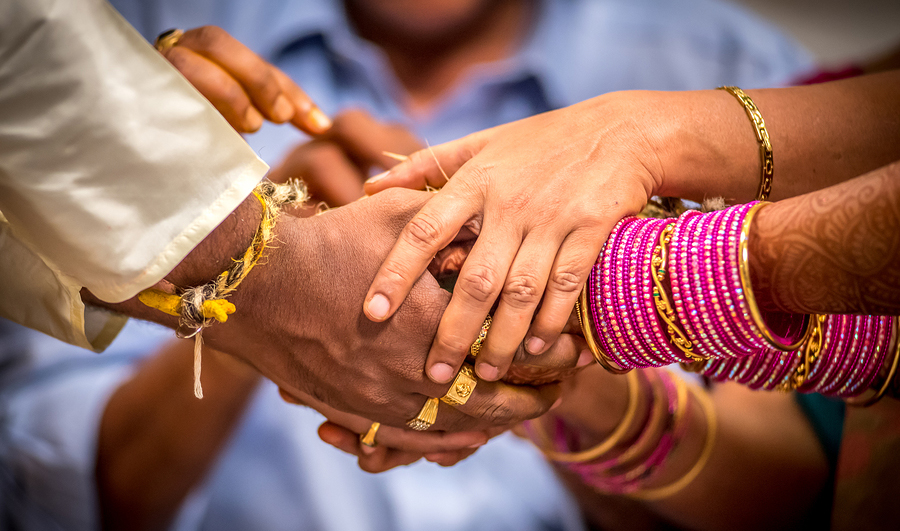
left=363, top=184, right=478, bottom=326
left=162, top=46, right=259, bottom=132
left=318, top=422, right=421, bottom=472
left=442, top=379, right=562, bottom=430
left=363, top=131, right=490, bottom=194
left=324, top=109, right=423, bottom=171
left=179, top=26, right=327, bottom=130
left=272, top=68, right=332, bottom=135
left=528, top=229, right=603, bottom=355
left=268, top=141, right=365, bottom=207
left=428, top=225, right=520, bottom=383
left=505, top=333, right=592, bottom=386
left=424, top=448, right=479, bottom=467
left=478, top=233, right=559, bottom=381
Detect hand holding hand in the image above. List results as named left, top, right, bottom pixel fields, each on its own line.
left=363, top=93, right=665, bottom=385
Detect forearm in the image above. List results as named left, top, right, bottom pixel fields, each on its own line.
left=96, top=342, right=260, bottom=531
left=749, top=160, right=900, bottom=314
left=653, top=70, right=900, bottom=203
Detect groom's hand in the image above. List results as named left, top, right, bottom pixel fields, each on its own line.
left=206, top=188, right=571, bottom=431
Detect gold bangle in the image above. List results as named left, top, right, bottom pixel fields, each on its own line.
left=534, top=371, right=642, bottom=463
left=631, top=383, right=717, bottom=500
left=718, top=86, right=774, bottom=201
left=738, top=202, right=812, bottom=351
left=846, top=316, right=900, bottom=407
left=651, top=225, right=705, bottom=362
left=577, top=284, right=631, bottom=374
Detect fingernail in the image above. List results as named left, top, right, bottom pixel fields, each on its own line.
left=366, top=170, right=390, bottom=185
left=360, top=443, right=377, bottom=455
left=526, top=337, right=545, bottom=355
left=366, top=294, right=390, bottom=320
left=244, top=107, right=263, bottom=131
left=429, top=363, right=455, bottom=384
left=306, top=107, right=332, bottom=133
left=550, top=397, right=563, bottom=410
left=272, top=95, right=294, bottom=122
left=468, top=441, right=485, bottom=449
left=577, top=349, right=594, bottom=367
left=476, top=363, right=499, bottom=381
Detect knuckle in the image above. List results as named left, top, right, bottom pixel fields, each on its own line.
left=483, top=401, right=515, bottom=424
left=402, top=212, right=444, bottom=252
left=192, top=25, right=225, bottom=47
left=548, top=266, right=583, bottom=294
left=456, top=267, right=499, bottom=304
left=433, top=333, right=473, bottom=358
left=246, top=68, right=280, bottom=99
left=501, top=273, right=542, bottom=309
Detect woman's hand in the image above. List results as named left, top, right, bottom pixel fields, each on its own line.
left=362, top=93, right=665, bottom=385
left=159, top=26, right=331, bottom=134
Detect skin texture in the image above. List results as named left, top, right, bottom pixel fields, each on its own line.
left=160, top=26, right=331, bottom=134
left=363, top=71, right=900, bottom=387
left=750, top=161, right=900, bottom=315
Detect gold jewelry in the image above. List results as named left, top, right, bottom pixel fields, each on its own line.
left=469, top=315, right=492, bottom=358
left=154, top=28, right=184, bottom=54
left=718, top=86, right=774, bottom=201
left=407, top=397, right=440, bottom=431
left=631, top=383, right=718, bottom=500
left=847, top=316, right=900, bottom=407
left=651, top=225, right=705, bottom=362
left=738, top=202, right=812, bottom=351
left=359, top=422, right=381, bottom=447
left=535, top=371, right=641, bottom=463
left=441, top=364, right=478, bottom=407
left=576, top=284, right=630, bottom=374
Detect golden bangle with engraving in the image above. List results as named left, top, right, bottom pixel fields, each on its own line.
left=469, top=315, right=492, bottom=358
left=441, top=364, right=478, bottom=407
left=651, top=225, right=705, bottom=362
left=576, top=284, right=630, bottom=374
left=407, top=397, right=440, bottom=431
left=154, top=28, right=184, bottom=54
left=359, top=422, right=381, bottom=447
left=718, top=85, right=774, bottom=201
left=738, top=203, right=812, bottom=351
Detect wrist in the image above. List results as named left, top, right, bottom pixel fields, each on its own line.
left=651, top=89, right=760, bottom=202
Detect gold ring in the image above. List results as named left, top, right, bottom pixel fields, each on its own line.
left=359, top=422, right=380, bottom=447
left=470, top=315, right=492, bottom=358
left=407, top=397, right=439, bottom=431
left=154, top=28, right=184, bottom=54
left=440, top=363, right=477, bottom=407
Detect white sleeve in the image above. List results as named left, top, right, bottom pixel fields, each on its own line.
left=0, top=0, right=269, bottom=347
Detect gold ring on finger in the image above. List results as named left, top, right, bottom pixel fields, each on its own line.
left=469, top=315, right=493, bottom=358
left=154, top=28, right=184, bottom=54
left=407, top=397, right=439, bottom=431
left=440, top=363, right=477, bottom=407
left=359, top=422, right=380, bottom=447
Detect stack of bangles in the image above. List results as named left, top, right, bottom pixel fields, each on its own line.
left=523, top=370, right=716, bottom=500
left=574, top=201, right=898, bottom=403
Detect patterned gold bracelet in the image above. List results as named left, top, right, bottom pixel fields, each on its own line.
left=718, top=86, right=774, bottom=201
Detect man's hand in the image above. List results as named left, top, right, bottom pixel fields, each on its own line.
left=159, top=26, right=331, bottom=134
left=267, top=109, right=423, bottom=209
left=203, top=188, right=582, bottom=433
